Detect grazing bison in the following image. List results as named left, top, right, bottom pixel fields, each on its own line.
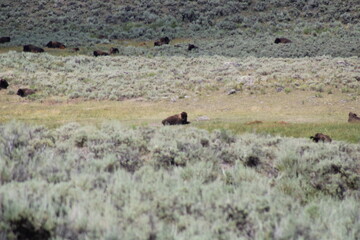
left=154, top=37, right=170, bottom=47
left=274, top=38, right=292, bottom=44
left=72, top=47, right=80, bottom=52
left=310, top=133, right=332, bottom=143
left=93, top=50, right=109, bottom=57
left=109, top=47, right=119, bottom=54
left=348, top=112, right=360, bottom=123
left=46, top=41, right=66, bottom=49
left=188, top=44, right=198, bottom=51
left=162, top=112, right=190, bottom=125
left=23, top=45, right=44, bottom=53
left=17, top=88, right=36, bottom=97
left=0, top=37, right=10, bottom=43
left=0, top=79, right=9, bottom=89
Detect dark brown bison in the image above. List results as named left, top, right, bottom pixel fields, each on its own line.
left=274, top=38, right=292, bottom=44
left=348, top=112, right=360, bottom=123
left=93, top=50, right=109, bottom=57
left=0, top=79, right=9, bottom=89
left=109, top=47, right=119, bottom=54
left=162, top=112, right=190, bottom=125
left=72, top=47, right=80, bottom=52
left=188, top=44, right=198, bottom=51
left=154, top=37, right=170, bottom=47
left=23, top=45, right=44, bottom=53
left=46, top=41, right=66, bottom=49
left=310, top=133, right=332, bottom=143
left=17, top=88, right=36, bottom=97
left=0, top=37, right=10, bottom=43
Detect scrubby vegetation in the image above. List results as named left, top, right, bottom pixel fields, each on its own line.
left=1, top=1, right=360, bottom=239
left=0, top=0, right=359, bottom=57
left=1, top=51, right=359, bottom=101
left=0, top=121, right=359, bottom=239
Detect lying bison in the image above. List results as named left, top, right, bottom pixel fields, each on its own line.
left=188, top=44, right=198, bottom=51
left=310, top=133, right=332, bottom=143
left=162, top=112, right=190, bottom=125
left=348, top=112, right=360, bottom=123
left=23, top=45, right=44, bottom=53
left=274, top=38, right=292, bottom=44
left=154, top=37, right=170, bottom=47
left=0, top=37, right=10, bottom=43
left=17, top=88, right=36, bottom=97
left=46, top=41, right=66, bottom=49
left=109, top=47, right=119, bottom=54
left=93, top=50, right=109, bottom=57
left=0, top=79, right=9, bottom=89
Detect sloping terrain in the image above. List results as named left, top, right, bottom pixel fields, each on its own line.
left=0, top=0, right=359, bottom=57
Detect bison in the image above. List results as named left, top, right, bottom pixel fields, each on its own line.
left=17, top=88, right=36, bottom=97
left=310, top=133, right=332, bottom=143
left=348, top=112, right=360, bottom=123
left=93, top=50, right=109, bottom=57
left=188, top=44, right=198, bottom=51
left=23, top=45, right=44, bottom=53
left=72, top=47, right=80, bottom=52
left=162, top=112, right=190, bottom=125
left=46, top=41, right=66, bottom=49
left=274, top=38, right=292, bottom=44
left=154, top=37, right=170, bottom=47
left=0, top=79, right=9, bottom=89
left=0, top=37, right=10, bottom=43
left=109, top=47, right=119, bottom=54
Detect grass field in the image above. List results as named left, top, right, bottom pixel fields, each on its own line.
left=1, top=87, right=359, bottom=142
left=0, top=47, right=360, bottom=239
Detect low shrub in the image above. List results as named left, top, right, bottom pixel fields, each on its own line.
left=0, top=121, right=359, bottom=239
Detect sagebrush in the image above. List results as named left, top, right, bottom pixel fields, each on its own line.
left=0, top=121, right=359, bottom=239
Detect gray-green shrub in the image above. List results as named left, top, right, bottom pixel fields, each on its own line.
left=0, top=121, right=360, bottom=239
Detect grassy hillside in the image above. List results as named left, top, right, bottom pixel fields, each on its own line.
left=0, top=0, right=359, bottom=57
left=1, top=52, right=359, bottom=100
left=0, top=52, right=359, bottom=143
left=1, top=1, right=360, bottom=239
left=0, top=121, right=359, bottom=239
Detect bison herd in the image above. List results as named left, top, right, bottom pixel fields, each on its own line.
left=1, top=35, right=291, bottom=57
left=1, top=78, right=36, bottom=97
left=308, top=113, right=360, bottom=143
left=0, top=75, right=359, bottom=141
left=160, top=111, right=360, bottom=145
left=0, top=36, right=201, bottom=55
left=0, top=34, right=354, bottom=143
